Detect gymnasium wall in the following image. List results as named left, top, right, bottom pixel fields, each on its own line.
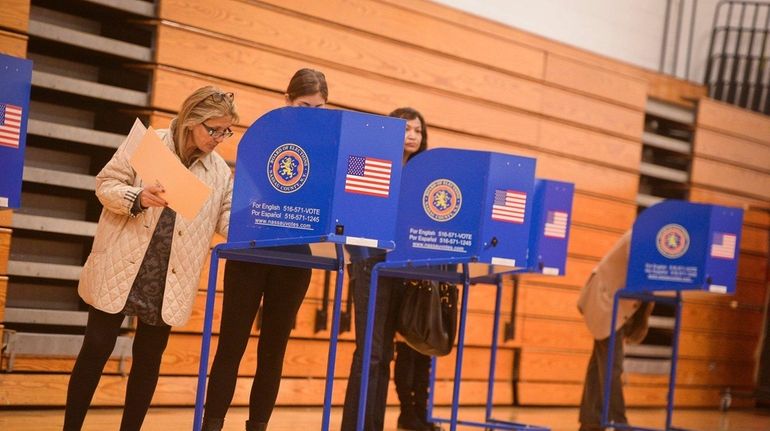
left=0, top=0, right=766, bottom=411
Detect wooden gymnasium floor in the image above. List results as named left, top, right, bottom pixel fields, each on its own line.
left=2, top=406, right=770, bottom=430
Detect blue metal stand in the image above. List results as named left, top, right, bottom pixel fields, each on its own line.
left=355, top=260, right=549, bottom=431
left=601, top=290, right=687, bottom=431
left=192, top=236, right=352, bottom=431
left=476, top=275, right=548, bottom=431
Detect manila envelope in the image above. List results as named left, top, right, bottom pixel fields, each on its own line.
left=129, top=126, right=212, bottom=220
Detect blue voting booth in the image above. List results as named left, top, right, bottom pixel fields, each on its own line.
left=602, top=200, right=743, bottom=431
left=0, top=53, right=33, bottom=209
left=357, top=148, right=574, bottom=431
left=193, top=107, right=405, bottom=431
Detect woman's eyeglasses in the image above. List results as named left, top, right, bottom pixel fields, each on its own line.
left=202, top=122, right=234, bottom=139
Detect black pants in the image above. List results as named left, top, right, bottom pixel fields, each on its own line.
left=341, top=257, right=404, bottom=431
left=204, top=258, right=311, bottom=424
left=394, top=341, right=432, bottom=421
left=63, top=306, right=171, bottom=431
left=578, top=330, right=628, bottom=431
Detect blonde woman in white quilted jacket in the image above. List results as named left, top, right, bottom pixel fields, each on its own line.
left=63, top=87, right=238, bottom=431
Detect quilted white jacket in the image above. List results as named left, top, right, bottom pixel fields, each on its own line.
left=78, top=128, right=232, bottom=326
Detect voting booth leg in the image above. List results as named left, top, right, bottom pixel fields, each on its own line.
left=666, top=290, right=684, bottom=430
left=447, top=265, right=472, bottom=431
left=485, top=275, right=505, bottom=423
left=321, top=244, right=346, bottom=431
left=355, top=263, right=383, bottom=431
left=193, top=245, right=223, bottom=431
left=600, top=291, right=623, bottom=430
left=602, top=291, right=685, bottom=431
left=428, top=355, right=438, bottom=423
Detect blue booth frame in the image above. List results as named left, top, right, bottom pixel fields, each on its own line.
left=192, top=235, right=367, bottom=431
left=359, top=258, right=551, bottom=431
left=601, top=290, right=687, bottom=431
left=192, top=241, right=550, bottom=431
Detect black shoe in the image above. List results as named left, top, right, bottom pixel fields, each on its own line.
left=201, top=417, right=224, bottom=431
left=397, top=410, right=429, bottom=430
left=245, top=420, right=267, bottom=431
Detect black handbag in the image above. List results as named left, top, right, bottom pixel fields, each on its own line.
left=397, top=279, right=458, bottom=356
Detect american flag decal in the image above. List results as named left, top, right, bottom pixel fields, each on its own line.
left=544, top=210, right=568, bottom=239
left=344, top=155, right=392, bottom=197
left=710, top=232, right=736, bottom=260
left=0, top=103, right=22, bottom=149
left=491, top=189, right=527, bottom=223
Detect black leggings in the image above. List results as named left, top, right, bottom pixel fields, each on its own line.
left=204, top=259, right=311, bottom=423
left=63, top=306, right=171, bottom=431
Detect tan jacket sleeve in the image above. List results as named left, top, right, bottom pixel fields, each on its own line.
left=216, top=172, right=233, bottom=238
left=95, top=137, right=144, bottom=217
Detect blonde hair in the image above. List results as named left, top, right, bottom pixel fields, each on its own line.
left=171, top=86, right=239, bottom=164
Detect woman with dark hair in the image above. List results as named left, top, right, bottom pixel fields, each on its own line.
left=64, top=86, right=238, bottom=431
left=341, top=108, right=438, bottom=431
left=201, top=68, right=329, bottom=431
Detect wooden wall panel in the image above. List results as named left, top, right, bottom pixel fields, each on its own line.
left=517, top=316, right=759, bottom=363
left=694, top=128, right=770, bottom=173
left=680, top=302, right=763, bottom=335
left=522, top=255, right=597, bottom=289
left=0, top=209, right=12, bottom=227
left=737, top=252, right=768, bottom=283
left=657, top=282, right=765, bottom=311
left=518, top=284, right=581, bottom=321
left=154, top=22, right=645, bottom=168
left=741, top=225, right=769, bottom=254
left=544, top=54, right=647, bottom=109
left=0, top=276, right=7, bottom=323
left=261, top=0, right=703, bottom=110
left=260, top=0, right=546, bottom=79
left=679, top=330, right=759, bottom=361
left=519, top=349, right=755, bottom=387
left=431, top=130, right=639, bottom=202
left=519, top=319, right=593, bottom=351
left=155, top=25, right=543, bottom=149
left=517, top=381, right=753, bottom=407
left=380, top=0, right=706, bottom=108
left=517, top=284, right=763, bottom=336
left=160, top=0, right=546, bottom=116
left=566, top=226, right=623, bottom=260
left=541, top=87, right=644, bottom=140
left=0, top=228, right=11, bottom=275
left=158, top=334, right=514, bottom=381
left=0, top=0, right=30, bottom=33
left=537, top=120, right=641, bottom=173
left=0, top=373, right=512, bottom=407
left=0, top=29, right=27, bottom=57
left=690, top=187, right=770, bottom=228
left=697, top=98, right=770, bottom=145
left=151, top=66, right=281, bottom=127
left=570, top=193, right=636, bottom=232
left=691, top=157, right=770, bottom=201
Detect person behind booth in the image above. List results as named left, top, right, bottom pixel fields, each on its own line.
left=201, top=68, right=329, bottom=431
left=577, top=230, right=654, bottom=431
left=63, top=87, right=238, bottom=431
left=341, top=107, right=439, bottom=431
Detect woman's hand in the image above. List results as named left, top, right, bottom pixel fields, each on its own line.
left=139, top=184, right=167, bottom=208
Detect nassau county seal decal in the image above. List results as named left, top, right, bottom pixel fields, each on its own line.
left=267, top=143, right=309, bottom=193
left=423, top=179, right=462, bottom=222
left=656, top=223, right=690, bottom=259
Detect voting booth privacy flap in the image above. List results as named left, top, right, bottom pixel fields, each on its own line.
left=228, top=107, right=405, bottom=250
left=388, top=148, right=544, bottom=277
left=626, top=200, right=743, bottom=294
left=525, top=179, right=574, bottom=276
left=0, top=54, right=33, bottom=209
left=385, top=148, right=575, bottom=278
